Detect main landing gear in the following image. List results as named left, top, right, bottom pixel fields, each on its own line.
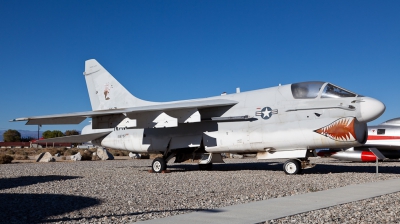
left=151, top=157, right=167, bottom=173
left=150, top=152, right=223, bottom=173
left=151, top=151, right=176, bottom=173
left=283, top=159, right=314, bottom=175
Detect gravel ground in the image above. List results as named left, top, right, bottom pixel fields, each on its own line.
left=265, top=192, right=400, bottom=224
left=1, top=157, right=400, bottom=223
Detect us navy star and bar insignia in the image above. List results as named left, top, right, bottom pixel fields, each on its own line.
left=256, top=107, right=278, bottom=120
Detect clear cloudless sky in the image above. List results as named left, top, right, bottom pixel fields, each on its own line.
left=1, top=0, right=399, bottom=134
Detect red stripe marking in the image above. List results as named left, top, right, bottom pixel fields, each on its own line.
left=361, top=151, right=376, bottom=162
left=368, top=136, right=400, bottom=140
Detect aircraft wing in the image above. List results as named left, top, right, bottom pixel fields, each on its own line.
left=11, top=99, right=238, bottom=126
left=35, top=131, right=111, bottom=143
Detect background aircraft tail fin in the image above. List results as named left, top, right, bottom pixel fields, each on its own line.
left=83, top=59, right=152, bottom=111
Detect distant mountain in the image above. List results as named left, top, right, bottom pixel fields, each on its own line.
left=0, top=130, right=43, bottom=142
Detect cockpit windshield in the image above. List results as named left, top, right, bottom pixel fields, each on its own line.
left=291, top=81, right=358, bottom=99
left=321, top=84, right=356, bottom=98
left=291, top=81, right=324, bottom=99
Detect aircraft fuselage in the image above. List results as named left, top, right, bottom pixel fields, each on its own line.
left=95, top=82, right=380, bottom=158
left=14, top=60, right=385, bottom=174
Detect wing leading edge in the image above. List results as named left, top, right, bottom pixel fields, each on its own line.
left=11, top=99, right=238, bottom=127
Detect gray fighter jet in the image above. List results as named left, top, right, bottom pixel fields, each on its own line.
left=11, top=59, right=385, bottom=174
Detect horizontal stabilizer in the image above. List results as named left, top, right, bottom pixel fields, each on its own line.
left=36, top=131, right=111, bottom=143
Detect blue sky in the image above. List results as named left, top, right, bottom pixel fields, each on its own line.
left=1, top=0, right=399, bottom=134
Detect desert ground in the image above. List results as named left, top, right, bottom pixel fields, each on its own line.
left=1, top=154, right=400, bottom=223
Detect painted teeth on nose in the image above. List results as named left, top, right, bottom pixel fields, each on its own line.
left=314, top=117, right=357, bottom=142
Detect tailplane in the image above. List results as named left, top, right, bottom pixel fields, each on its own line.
left=83, top=59, right=152, bottom=111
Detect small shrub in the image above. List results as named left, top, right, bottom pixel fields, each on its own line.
left=113, top=152, right=121, bottom=156
left=13, top=154, right=29, bottom=160
left=81, top=151, right=92, bottom=161
left=150, top=153, right=163, bottom=159
left=92, top=155, right=101, bottom=161
left=108, top=148, right=130, bottom=156
left=64, top=149, right=78, bottom=156
left=309, top=187, right=319, bottom=192
left=0, top=154, right=14, bottom=164
left=51, top=148, right=64, bottom=156
left=15, top=151, right=29, bottom=157
left=41, top=148, right=63, bottom=156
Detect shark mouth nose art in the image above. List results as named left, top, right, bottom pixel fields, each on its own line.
left=314, top=117, right=357, bottom=142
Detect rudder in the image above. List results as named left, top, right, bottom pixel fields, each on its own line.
left=83, top=59, right=152, bottom=111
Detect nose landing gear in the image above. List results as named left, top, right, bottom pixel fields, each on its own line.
left=283, top=159, right=314, bottom=175
left=283, top=159, right=301, bottom=175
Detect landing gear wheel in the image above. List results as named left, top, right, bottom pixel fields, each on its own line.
left=152, top=157, right=167, bottom=173
left=199, top=163, right=213, bottom=171
left=283, top=159, right=302, bottom=175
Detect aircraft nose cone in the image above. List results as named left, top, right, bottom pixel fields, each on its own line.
left=358, top=97, right=385, bottom=122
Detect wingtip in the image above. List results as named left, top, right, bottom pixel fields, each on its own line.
left=10, top=118, right=27, bottom=122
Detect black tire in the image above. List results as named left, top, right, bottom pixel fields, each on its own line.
left=283, top=159, right=301, bottom=175
left=152, top=157, right=166, bottom=173
left=199, top=163, right=213, bottom=171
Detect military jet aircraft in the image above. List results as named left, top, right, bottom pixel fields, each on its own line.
left=11, top=59, right=386, bottom=174
left=318, top=118, right=400, bottom=162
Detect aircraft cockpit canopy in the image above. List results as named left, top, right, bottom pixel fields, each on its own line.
left=291, top=81, right=358, bottom=99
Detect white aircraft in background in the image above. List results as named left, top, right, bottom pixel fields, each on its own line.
left=318, top=118, right=400, bottom=162
left=11, top=59, right=385, bottom=174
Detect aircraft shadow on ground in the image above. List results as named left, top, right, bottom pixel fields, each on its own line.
left=45, top=208, right=224, bottom=223
left=0, top=175, right=101, bottom=223
left=162, top=162, right=400, bottom=174
left=0, top=175, right=81, bottom=191
left=0, top=193, right=101, bottom=223
left=303, top=163, right=400, bottom=174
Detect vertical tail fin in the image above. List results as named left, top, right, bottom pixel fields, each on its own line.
left=84, top=59, right=151, bottom=111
